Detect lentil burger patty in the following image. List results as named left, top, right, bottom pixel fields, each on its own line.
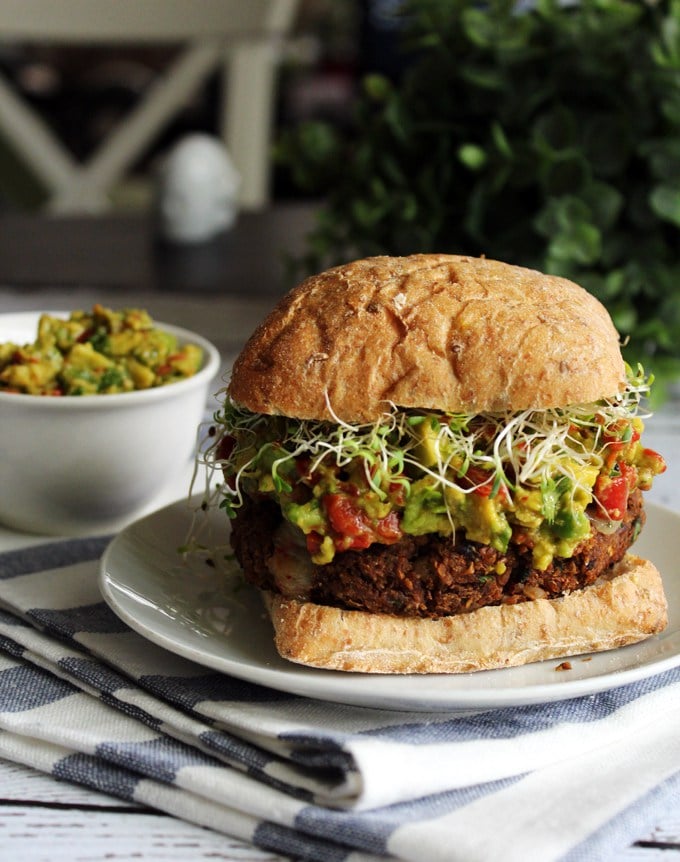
left=231, top=490, right=645, bottom=619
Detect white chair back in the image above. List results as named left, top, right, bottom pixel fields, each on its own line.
left=0, top=0, right=299, bottom=212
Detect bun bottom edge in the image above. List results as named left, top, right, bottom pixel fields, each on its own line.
left=260, top=554, right=668, bottom=674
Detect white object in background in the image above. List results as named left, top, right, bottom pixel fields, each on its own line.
left=157, top=134, right=241, bottom=243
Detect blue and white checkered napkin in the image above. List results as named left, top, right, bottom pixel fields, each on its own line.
left=1, top=539, right=679, bottom=862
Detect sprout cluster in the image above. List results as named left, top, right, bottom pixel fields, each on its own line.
left=201, top=365, right=652, bottom=517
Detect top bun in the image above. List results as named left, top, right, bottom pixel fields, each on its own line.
left=228, top=254, right=627, bottom=422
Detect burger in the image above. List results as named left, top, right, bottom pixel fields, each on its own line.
left=208, top=254, right=667, bottom=673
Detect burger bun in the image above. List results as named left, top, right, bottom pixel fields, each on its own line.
left=229, top=254, right=627, bottom=422
left=261, top=555, right=667, bottom=674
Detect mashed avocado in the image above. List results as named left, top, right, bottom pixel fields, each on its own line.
left=0, top=305, right=203, bottom=395
left=214, top=386, right=666, bottom=570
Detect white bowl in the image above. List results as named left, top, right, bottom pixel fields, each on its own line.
left=0, top=311, right=221, bottom=536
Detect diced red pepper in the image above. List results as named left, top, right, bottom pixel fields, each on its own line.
left=374, top=510, right=402, bottom=542
left=595, top=476, right=628, bottom=521
left=594, top=461, right=636, bottom=521
left=604, top=429, right=640, bottom=448
left=464, top=466, right=494, bottom=496
left=619, top=461, right=638, bottom=489
left=324, top=493, right=374, bottom=550
left=642, top=448, right=667, bottom=474
left=461, top=466, right=508, bottom=501
left=323, top=493, right=402, bottom=552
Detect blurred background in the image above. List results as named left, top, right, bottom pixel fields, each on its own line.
left=0, top=0, right=371, bottom=213
left=0, top=0, right=678, bottom=402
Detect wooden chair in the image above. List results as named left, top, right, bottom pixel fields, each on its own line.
left=0, top=0, right=298, bottom=212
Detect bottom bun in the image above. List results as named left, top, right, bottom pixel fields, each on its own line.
left=261, top=554, right=668, bottom=674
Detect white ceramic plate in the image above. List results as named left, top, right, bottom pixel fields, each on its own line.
left=100, top=499, right=680, bottom=712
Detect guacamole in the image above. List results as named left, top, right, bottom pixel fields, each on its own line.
left=212, top=373, right=666, bottom=571
left=0, top=305, right=203, bottom=396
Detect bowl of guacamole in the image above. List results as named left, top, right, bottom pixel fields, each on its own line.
left=0, top=306, right=221, bottom=536
left=0, top=304, right=206, bottom=396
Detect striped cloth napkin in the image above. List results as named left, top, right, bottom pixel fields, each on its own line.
left=1, top=538, right=679, bottom=862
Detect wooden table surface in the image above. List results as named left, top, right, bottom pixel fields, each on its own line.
left=0, top=206, right=678, bottom=861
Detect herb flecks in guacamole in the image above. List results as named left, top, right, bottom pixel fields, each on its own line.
left=0, top=305, right=203, bottom=396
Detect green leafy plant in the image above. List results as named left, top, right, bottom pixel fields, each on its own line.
left=277, top=0, right=680, bottom=398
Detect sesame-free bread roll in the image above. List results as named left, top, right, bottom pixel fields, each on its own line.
left=228, top=254, right=627, bottom=422
left=262, top=555, right=667, bottom=673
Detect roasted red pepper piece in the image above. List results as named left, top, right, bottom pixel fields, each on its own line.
left=323, top=493, right=402, bottom=552
left=594, top=462, right=637, bottom=521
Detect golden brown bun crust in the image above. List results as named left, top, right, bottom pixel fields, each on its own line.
left=228, top=254, right=626, bottom=422
left=262, top=555, right=667, bottom=673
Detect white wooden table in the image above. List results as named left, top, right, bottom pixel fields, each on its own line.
left=0, top=285, right=679, bottom=861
